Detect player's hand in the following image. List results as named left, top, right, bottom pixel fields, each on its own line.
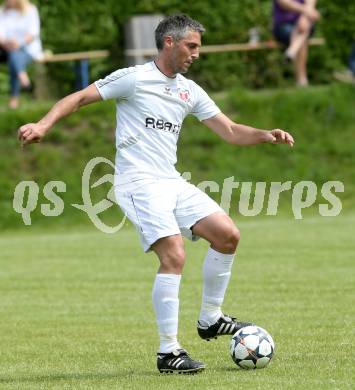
left=18, top=123, right=47, bottom=146
left=268, top=129, right=294, bottom=147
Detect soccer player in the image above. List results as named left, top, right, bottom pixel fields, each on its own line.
left=18, top=14, right=294, bottom=374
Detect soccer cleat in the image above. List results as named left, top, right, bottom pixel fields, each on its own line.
left=197, top=314, right=254, bottom=341
left=157, top=348, right=205, bottom=374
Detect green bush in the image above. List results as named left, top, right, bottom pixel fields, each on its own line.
left=1, top=1, right=352, bottom=95
left=26, top=0, right=351, bottom=95
left=320, top=0, right=355, bottom=65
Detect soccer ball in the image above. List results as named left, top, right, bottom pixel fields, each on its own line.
left=230, top=325, right=275, bottom=369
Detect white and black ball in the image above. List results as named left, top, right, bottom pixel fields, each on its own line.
left=230, top=325, right=275, bottom=369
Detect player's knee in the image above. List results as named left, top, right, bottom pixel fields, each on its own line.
left=160, top=247, right=186, bottom=273
left=224, top=227, right=240, bottom=253
left=211, top=226, right=240, bottom=254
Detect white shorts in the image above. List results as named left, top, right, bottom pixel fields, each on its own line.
left=114, top=177, right=224, bottom=252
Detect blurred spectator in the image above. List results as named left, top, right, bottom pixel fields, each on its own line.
left=334, top=41, right=355, bottom=84
left=0, top=0, right=42, bottom=109
left=351, top=42, right=355, bottom=76
left=272, top=0, right=320, bottom=86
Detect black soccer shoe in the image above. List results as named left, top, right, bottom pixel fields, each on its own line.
left=157, top=348, right=205, bottom=374
left=197, top=314, right=254, bottom=341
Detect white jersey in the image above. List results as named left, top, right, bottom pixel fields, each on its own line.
left=94, top=61, right=220, bottom=185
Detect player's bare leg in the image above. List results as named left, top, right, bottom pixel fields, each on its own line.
left=192, top=211, right=239, bottom=254
left=192, top=212, right=253, bottom=340
left=152, top=235, right=205, bottom=373
left=153, top=234, right=186, bottom=274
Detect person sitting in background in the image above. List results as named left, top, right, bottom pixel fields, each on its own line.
left=0, top=0, right=42, bottom=109
left=272, top=0, right=320, bottom=87
left=350, top=42, right=355, bottom=78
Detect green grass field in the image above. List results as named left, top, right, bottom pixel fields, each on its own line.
left=1, top=213, right=354, bottom=390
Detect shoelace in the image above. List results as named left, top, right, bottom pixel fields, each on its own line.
left=177, top=354, right=188, bottom=361
left=168, top=352, right=190, bottom=367
left=174, top=351, right=188, bottom=359
left=222, top=314, right=237, bottom=322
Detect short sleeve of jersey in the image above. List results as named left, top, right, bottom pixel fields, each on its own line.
left=94, top=67, right=137, bottom=101
left=189, top=81, right=221, bottom=121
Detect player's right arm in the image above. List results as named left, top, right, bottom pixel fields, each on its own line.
left=18, top=83, right=102, bottom=145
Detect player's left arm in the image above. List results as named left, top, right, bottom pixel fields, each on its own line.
left=202, top=112, right=294, bottom=147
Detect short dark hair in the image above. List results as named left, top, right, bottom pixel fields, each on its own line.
left=155, top=14, right=205, bottom=51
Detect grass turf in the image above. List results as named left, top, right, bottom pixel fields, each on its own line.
left=0, top=213, right=354, bottom=389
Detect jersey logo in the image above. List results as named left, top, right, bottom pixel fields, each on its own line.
left=164, top=87, right=172, bottom=96
left=145, top=117, right=181, bottom=135
left=179, top=89, right=190, bottom=102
